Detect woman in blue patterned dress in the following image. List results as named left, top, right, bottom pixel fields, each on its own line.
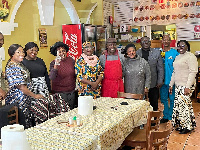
left=75, top=41, right=104, bottom=99
left=5, top=44, right=44, bottom=128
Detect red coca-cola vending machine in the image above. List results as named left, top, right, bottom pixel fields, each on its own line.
left=62, top=24, right=107, bottom=59
left=62, top=24, right=83, bottom=60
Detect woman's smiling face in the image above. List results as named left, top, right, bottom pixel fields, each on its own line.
left=26, top=47, right=38, bottom=60
left=127, top=47, right=136, bottom=58
left=177, top=41, right=187, bottom=54
left=12, top=47, right=25, bottom=63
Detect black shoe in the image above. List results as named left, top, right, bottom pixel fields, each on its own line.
left=175, top=127, right=182, bottom=131
left=179, top=128, right=191, bottom=134
left=160, top=118, right=168, bottom=124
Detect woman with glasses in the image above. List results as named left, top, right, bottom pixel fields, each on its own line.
left=75, top=41, right=104, bottom=99
left=169, top=40, right=198, bottom=134
left=124, top=43, right=151, bottom=95
left=22, top=42, right=50, bottom=125
left=49, top=42, right=75, bottom=110
left=5, top=44, right=44, bottom=128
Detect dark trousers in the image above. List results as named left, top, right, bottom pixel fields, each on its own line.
left=59, top=91, right=75, bottom=110
left=148, top=87, right=159, bottom=111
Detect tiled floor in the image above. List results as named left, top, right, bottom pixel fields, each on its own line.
left=160, top=98, right=200, bottom=150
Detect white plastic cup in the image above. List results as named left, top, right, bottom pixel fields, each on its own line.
left=69, top=117, right=73, bottom=125
left=76, top=117, right=81, bottom=126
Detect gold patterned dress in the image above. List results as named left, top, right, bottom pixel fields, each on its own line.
left=75, top=55, right=104, bottom=99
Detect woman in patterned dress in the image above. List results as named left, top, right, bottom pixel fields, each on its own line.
left=22, top=42, right=50, bottom=125
left=5, top=44, right=44, bottom=128
left=75, top=41, right=104, bottom=99
left=169, top=40, right=198, bottom=134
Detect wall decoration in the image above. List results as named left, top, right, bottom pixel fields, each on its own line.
left=114, top=1, right=134, bottom=26
left=133, top=0, right=200, bottom=26
left=103, top=0, right=112, bottom=38
left=38, top=28, right=47, bottom=47
left=176, top=23, right=200, bottom=41
left=0, top=0, right=9, bottom=20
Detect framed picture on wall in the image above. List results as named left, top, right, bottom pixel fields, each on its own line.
left=38, top=28, right=48, bottom=47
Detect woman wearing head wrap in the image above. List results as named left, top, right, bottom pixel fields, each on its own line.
left=49, top=41, right=75, bottom=110
left=75, top=41, right=104, bottom=99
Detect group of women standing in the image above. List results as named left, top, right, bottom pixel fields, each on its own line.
left=2, top=39, right=198, bottom=134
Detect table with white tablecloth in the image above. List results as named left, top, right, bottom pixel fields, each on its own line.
left=26, top=97, right=153, bottom=150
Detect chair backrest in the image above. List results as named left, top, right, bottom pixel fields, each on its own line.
left=117, top=92, right=144, bottom=100
left=7, top=106, right=18, bottom=124
left=145, top=111, right=162, bottom=148
left=148, top=121, right=173, bottom=150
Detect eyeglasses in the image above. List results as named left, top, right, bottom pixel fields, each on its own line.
left=177, top=45, right=186, bottom=48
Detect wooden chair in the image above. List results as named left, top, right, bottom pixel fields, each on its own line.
left=7, top=106, right=18, bottom=124
left=148, top=121, right=173, bottom=150
left=121, top=111, right=163, bottom=149
left=117, top=92, right=144, bottom=100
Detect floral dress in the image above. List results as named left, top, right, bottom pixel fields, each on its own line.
left=5, top=61, right=32, bottom=128
left=75, top=56, right=104, bottom=99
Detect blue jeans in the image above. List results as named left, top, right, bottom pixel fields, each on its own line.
left=160, top=84, right=175, bottom=120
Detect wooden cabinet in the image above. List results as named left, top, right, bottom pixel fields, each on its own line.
left=151, top=40, right=162, bottom=48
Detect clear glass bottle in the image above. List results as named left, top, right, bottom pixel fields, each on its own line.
left=55, top=51, right=61, bottom=65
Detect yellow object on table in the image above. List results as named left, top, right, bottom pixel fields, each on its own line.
left=26, top=97, right=153, bottom=150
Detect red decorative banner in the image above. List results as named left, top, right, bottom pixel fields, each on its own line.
left=62, top=24, right=82, bottom=60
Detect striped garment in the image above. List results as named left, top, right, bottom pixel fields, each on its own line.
left=29, top=77, right=49, bottom=124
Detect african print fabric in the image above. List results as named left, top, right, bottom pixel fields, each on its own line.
left=29, top=77, right=49, bottom=124
left=5, top=61, right=32, bottom=128
left=172, top=85, right=196, bottom=130
left=49, top=93, right=70, bottom=119
left=75, top=56, right=104, bottom=99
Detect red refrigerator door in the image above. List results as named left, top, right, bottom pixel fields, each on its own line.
left=62, top=24, right=82, bottom=60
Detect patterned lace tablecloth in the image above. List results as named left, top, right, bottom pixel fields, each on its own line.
left=26, top=127, right=97, bottom=150
left=26, top=97, right=153, bottom=150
